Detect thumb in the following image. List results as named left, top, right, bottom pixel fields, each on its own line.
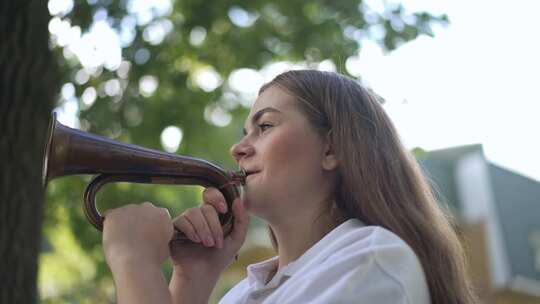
left=231, top=198, right=250, bottom=243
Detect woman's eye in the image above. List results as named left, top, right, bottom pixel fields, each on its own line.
left=258, top=123, right=273, bottom=132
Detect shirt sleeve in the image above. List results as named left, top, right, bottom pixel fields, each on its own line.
left=273, top=230, right=430, bottom=304
left=276, top=257, right=408, bottom=303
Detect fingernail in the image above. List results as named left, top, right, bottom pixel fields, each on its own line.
left=217, top=238, right=223, bottom=249
left=193, top=235, right=201, bottom=242
left=205, top=237, right=214, bottom=247
left=220, top=201, right=227, bottom=213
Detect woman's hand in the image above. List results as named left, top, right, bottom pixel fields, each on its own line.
left=102, top=202, right=174, bottom=271
left=170, top=187, right=250, bottom=279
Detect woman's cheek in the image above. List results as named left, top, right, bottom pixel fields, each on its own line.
left=265, top=129, right=307, bottom=164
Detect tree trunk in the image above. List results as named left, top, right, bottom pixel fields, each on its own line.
left=0, top=0, right=58, bottom=303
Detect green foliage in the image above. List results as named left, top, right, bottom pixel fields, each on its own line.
left=42, top=0, right=447, bottom=301
left=411, top=146, right=428, bottom=158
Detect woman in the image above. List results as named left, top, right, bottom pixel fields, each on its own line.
left=102, top=70, right=477, bottom=303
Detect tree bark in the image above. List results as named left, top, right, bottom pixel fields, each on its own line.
left=0, top=0, right=57, bottom=303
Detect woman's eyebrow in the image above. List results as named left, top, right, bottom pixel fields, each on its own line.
left=242, top=107, right=282, bottom=135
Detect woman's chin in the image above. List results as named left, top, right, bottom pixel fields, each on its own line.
left=240, top=186, right=256, bottom=202
left=240, top=194, right=258, bottom=209
left=239, top=194, right=266, bottom=216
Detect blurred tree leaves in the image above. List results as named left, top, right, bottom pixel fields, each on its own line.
left=41, top=0, right=447, bottom=302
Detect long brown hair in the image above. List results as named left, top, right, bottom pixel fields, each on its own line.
left=260, top=70, right=477, bottom=304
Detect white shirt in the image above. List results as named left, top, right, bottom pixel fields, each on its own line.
left=219, top=219, right=430, bottom=304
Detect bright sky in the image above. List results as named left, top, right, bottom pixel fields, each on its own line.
left=48, top=0, right=540, bottom=181
left=365, top=0, right=540, bottom=181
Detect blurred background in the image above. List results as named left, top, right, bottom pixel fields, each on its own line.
left=1, top=0, right=538, bottom=303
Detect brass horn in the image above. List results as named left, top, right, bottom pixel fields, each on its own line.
left=42, top=112, right=246, bottom=243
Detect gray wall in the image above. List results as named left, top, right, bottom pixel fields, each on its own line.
left=489, top=164, right=540, bottom=282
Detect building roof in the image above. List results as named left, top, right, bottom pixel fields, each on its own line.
left=416, top=144, right=540, bottom=294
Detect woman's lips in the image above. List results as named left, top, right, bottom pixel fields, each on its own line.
left=246, top=171, right=260, bottom=181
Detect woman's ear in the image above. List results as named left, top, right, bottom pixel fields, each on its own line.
left=322, top=130, right=338, bottom=171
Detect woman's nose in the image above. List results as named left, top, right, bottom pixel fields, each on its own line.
left=230, top=140, right=255, bottom=163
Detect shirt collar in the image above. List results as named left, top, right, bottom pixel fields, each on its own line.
left=245, top=218, right=364, bottom=288
left=246, top=255, right=280, bottom=289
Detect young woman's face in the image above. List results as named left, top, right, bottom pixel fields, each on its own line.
left=230, top=85, right=331, bottom=221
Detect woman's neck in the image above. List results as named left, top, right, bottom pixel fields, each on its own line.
left=270, top=206, right=344, bottom=271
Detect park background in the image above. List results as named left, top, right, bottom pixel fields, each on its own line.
left=1, top=0, right=539, bottom=303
